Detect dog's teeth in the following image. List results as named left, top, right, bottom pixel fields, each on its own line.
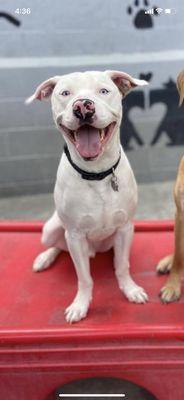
left=100, top=129, right=105, bottom=141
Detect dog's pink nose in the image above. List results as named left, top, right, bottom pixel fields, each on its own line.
left=73, top=99, right=95, bottom=121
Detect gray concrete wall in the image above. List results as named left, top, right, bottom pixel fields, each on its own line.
left=0, top=0, right=184, bottom=195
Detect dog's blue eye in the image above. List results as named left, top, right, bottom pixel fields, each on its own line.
left=99, top=88, right=110, bottom=94
left=61, top=90, right=70, bottom=96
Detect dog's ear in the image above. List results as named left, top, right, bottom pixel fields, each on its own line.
left=105, top=70, right=148, bottom=97
left=177, top=70, right=184, bottom=106
left=25, top=76, right=60, bottom=104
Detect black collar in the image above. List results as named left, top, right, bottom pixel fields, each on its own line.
left=64, top=145, right=121, bottom=181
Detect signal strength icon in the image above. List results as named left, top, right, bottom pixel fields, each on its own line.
left=145, top=8, right=163, bottom=15
left=145, top=9, right=154, bottom=14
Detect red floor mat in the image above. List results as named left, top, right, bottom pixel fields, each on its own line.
left=0, top=220, right=180, bottom=340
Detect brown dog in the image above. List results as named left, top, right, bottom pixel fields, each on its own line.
left=156, top=69, right=184, bottom=302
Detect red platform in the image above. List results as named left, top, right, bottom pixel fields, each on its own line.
left=0, top=221, right=184, bottom=400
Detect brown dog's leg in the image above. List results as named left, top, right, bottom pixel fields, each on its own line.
left=159, top=155, right=184, bottom=302
left=157, top=70, right=184, bottom=302
left=156, top=254, right=173, bottom=274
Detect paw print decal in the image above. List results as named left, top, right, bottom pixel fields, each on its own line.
left=0, top=12, right=21, bottom=27
left=127, top=0, right=158, bottom=29
left=139, top=72, right=153, bottom=82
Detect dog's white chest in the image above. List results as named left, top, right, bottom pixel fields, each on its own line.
left=79, top=209, right=127, bottom=241
left=54, top=163, right=136, bottom=242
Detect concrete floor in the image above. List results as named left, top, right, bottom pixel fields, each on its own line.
left=0, top=181, right=175, bottom=221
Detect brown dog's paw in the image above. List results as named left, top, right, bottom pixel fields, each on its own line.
left=156, top=254, right=173, bottom=275
left=159, top=284, right=181, bottom=303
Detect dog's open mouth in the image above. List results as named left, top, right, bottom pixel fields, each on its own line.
left=60, top=122, right=116, bottom=160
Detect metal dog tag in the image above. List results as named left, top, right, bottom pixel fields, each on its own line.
left=111, top=168, right=119, bottom=191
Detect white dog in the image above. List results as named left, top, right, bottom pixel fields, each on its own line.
left=27, top=70, right=148, bottom=323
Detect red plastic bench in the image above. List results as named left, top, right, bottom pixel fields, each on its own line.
left=0, top=221, right=183, bottom=400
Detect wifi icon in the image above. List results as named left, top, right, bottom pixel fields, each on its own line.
left=155, top=7, right=163, bottom=14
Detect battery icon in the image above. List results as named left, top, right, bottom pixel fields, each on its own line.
left=165, top=8, right=176, bottom=14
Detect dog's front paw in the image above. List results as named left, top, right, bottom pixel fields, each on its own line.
left=160, top=284, right=181, bottom=303
left=156, top=254, right=173, bottom=274
left=124, top=284, right=148, bottom=304
left=65, top=301, right=89, bottom=323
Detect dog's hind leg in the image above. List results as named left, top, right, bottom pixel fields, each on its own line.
left=33, top=211, right=67, bottom=272
left=33, top=247, right=61, bottom=272
left=114, top=222, right=148, bottom=303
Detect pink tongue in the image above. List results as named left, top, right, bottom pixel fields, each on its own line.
left=75, top=126, right=102, bottom=158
